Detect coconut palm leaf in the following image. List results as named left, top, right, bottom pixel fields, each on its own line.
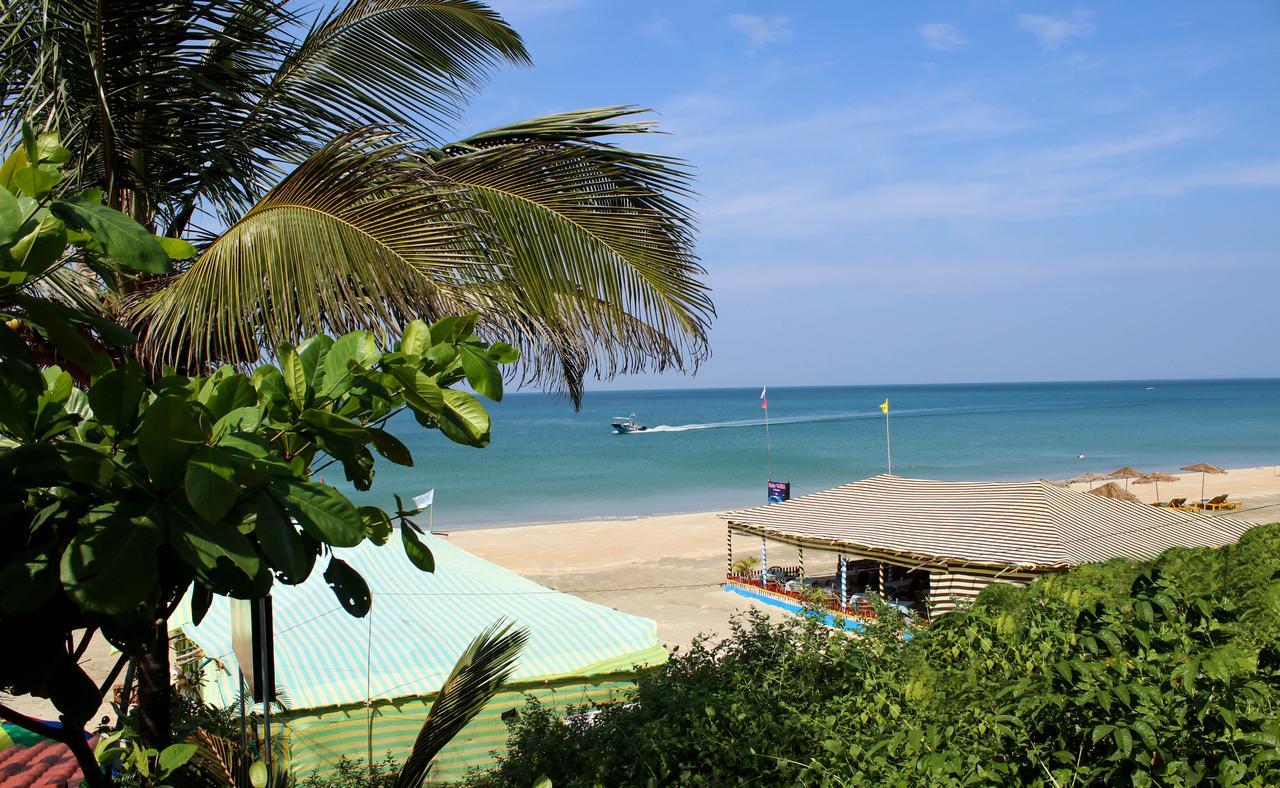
left=272, top=0, right=529, bottom=135
left=0, top=0, right=527, bottom=232
left=131, top=128, right=497, bottom=368
left=433, top=107, right=713, bottom=402
left=394, top=619, right=528, bottom=787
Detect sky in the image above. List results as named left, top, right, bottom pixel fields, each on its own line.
left=453, top=1, right=1280, bottom=389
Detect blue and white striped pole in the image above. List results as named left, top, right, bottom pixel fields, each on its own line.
left=761, top=538, right=767, bottom=585
left=840, top=555, right=847, bottom=610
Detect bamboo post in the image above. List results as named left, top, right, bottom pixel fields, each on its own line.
left=760, top=538, right=767, bottom=585
left=366, top=608, right=374, bottom=780
left=839, top=555, right=847, bottom=611
left=798, top=547, right=804, bottom=579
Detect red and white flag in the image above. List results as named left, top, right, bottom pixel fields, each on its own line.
left=760, top=387, right=768, bottom=410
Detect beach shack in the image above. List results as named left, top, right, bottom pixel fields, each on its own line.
left=178, top=533, right=666, bottom=783
left=722, top=474, right=1257, bottom=620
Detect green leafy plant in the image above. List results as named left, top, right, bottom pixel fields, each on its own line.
left=469, top=525, right=1280, bottom=787
left=0, top=142, right=519, bottom=783
left=94, top=732, right=196, bottom=788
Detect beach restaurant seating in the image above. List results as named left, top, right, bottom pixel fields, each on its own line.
left=1193, top=494, right=1241, bottom=512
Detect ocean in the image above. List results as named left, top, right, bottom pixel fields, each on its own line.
left=343, top=379, right=1280, bottom=528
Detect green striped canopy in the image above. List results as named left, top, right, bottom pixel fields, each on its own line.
left=179, top=532, right=664, bottom=780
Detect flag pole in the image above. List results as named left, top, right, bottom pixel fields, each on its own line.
left=765, top=404, right=772, bottom=483
left=762, top=387, right=772, bottom=484
left=881, top=399, right=893, bottom=474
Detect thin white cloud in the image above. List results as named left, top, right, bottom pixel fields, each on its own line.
left=1063, top=51, right=1104, bottom=70
left=728, top=14, right=791, bottom=52
left=1017, top=11, right=1095, bottom=50
left=639, top=16, right=677, bottom=44
left=918, top=23, right=968, bottom=52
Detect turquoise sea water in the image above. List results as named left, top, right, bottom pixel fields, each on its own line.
left=343, top=379, right=1280, bottom=528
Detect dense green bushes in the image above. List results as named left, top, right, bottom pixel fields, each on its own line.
left=474, top=525, right=1280, bottom=786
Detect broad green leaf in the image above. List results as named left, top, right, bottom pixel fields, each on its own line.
left=213, top=406, right=263, bottom=437
left=458, top=343, right=503, bottom=401
left=298, top=334, right=334, bottom=394
left=0, top=548, right=59, bottom=614
left=277, top=479, right=364, bottom=547
left=156, top=236, right=198, bottom=260
left=168, top=505, right=261, bottom=582
left=488, top=341, right=519, bottom=363
left=6, top=214, right=67, bottom=278
left=0, top=146, right=27, bottom=190
left=438, top=389, right=491, bottom=447
left=49, top=193, right=169, bottom=273
left=10, top=163, right=61, bottom=198
left=279, top=344, right=307, bottom=408
left=254, top=491, right=314, bottom=584
left=400, top=319, right=432, bottom=356
left=138, top=395, right=206, bottom=490
left=392, top=367, right=444, bottom=415
left=25, top=297, right=136, bottom=347
left=301, top=408, right=370, bottom=444
left=16, top=294, right=110, bottom=376
left=533, top=776, right=552, bottom=788
left=34, top=132, right=70, bottom=165
left=402, top=523, right=435, bottom=572
left=0, top=186, right=21, bottom=245
left=360, top=506, right=393, bottom=546
left=320, top=331, right=378, bottom=399
left=205, top=374, right=257, bottom=420
left=369, top=428, right=413, bottom=466
left=0, top=324, right=43, bottom=439
left=60, top=512, right=162, bottom=614
left=158, top=743, right=197, bottom=775
left=1111, top=727, right=1133, bottom=759
left=191, top=584, right=214, bottom=626
left=185, top=445, right=240, bottom=522
left=88, top=366, right=146, bottom=432
left=323, top=557, right=371, bottom=617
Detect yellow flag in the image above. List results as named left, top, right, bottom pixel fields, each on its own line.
left=879, top=399, right=889, bottom=414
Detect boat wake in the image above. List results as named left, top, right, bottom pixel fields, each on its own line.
left=642, top=414, right=851, bottom=432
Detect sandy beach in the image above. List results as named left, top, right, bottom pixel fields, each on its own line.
left=451, top=465, right=1280, bottom=650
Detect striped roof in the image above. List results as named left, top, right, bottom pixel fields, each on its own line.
left=722, top=475, right=1258, bottom=570
left=179, top=533, right=664, bottom=711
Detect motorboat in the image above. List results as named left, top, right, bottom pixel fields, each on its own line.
left=611, top=414, right=647, bottom=434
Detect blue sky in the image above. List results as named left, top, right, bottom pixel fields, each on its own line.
left=457, top=1, right=1279, bottom=389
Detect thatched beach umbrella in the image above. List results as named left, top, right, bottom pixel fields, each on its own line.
left=1040, top=477, right=1071, bottom=488
left=1108, top=466, right=1144, bottom=490
left=1088, top=482, right=1141, bottom=503
left=1180, top=463, right=1226, bottom=502
left=1070, top=472, right=1107, bottom=490
left=1133, top=471, right=1178, bottom=502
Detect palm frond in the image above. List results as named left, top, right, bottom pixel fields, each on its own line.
left=434, top=107, right=713, bottom=404
left=394, top=619, right=528, bottom=787
left=130, top=128, right=497, bottom=369
left=270, top=0, right=529, bottom=137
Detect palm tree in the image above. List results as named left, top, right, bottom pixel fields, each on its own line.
left=1, top=0, right=712, bottom=404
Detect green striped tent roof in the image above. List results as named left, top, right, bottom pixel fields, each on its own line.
left=179, top=533, right=664, bottom=712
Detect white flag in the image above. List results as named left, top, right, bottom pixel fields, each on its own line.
left=413, top=489, right=435, bottom=510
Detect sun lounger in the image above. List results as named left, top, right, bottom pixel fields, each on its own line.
left=1154, top=497, right=1191, bottom=510
left=1193, top=494, right=1241, bottom=511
